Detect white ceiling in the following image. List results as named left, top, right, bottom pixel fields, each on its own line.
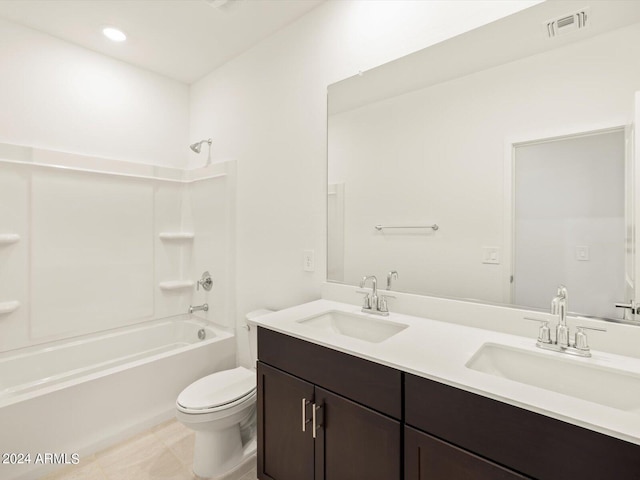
left=0, top=0, right=324, bottom=84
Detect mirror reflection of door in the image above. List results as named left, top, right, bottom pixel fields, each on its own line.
left=513, top=128, right=626, bottom=320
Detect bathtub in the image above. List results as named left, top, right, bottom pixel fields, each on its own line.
left=0, top=315, right=236, bottom=480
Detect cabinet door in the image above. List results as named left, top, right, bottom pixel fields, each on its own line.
left=258, top=362, right=314, bottom=480
left=404, top=426, right=529, bottom=480
left=314, top=387, right=401, bottom=480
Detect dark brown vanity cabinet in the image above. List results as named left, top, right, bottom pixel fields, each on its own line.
left=258, top=327, right=640, bottom=480
left=257, top=327, right=401, bottom=480
left=405, top=373, right=640, bottom=480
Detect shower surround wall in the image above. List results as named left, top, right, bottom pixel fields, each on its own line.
left=0, top=145, right=235, bottom=352
left=0, top=17, right=194, bottom=349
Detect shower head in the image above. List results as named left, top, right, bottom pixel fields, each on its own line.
left=190, top=138, right=212, bottom=154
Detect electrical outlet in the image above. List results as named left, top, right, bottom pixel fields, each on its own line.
left=303, top=250, right=315, bottom=272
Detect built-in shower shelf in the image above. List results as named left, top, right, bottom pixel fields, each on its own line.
left=159, top=281, right=195, bottom=291
left=159, top=232, right=195, bottom=241
left=0, top=234, right=20, bottom=245
left=0, top=301, right=20, bottom=315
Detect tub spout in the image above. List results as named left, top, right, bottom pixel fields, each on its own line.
left=189, top=304, right=209, bottom=314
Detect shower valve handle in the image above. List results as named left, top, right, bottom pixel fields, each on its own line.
left=197, top=271, right=213, bottom=291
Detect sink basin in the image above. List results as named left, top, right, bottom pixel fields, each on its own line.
left=466, top=343, right=640, bottom=413
left=296, top=311, right=408, bottom=343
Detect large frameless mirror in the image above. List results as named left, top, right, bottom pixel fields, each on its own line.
left=327, top=1, right=640, bottom=323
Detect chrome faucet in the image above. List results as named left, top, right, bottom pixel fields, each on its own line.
left=551, top=285, right=569, bottom=347
left=358, top=275, right=394, bottom=316
left=525, top=285, right=606, bottom=357
left=360, top=275, right=378, bottom=311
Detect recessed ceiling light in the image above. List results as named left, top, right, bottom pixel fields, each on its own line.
left=102, top=27, right=126, bottom=42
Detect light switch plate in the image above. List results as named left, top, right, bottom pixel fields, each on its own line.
left=482, top=247, right=500, bottom=264
left=576, top=245, right=590, bottom=261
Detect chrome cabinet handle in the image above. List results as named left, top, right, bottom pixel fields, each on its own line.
left=301, top=398, right=311, bottom=432
left=312, top=403, right=322, bottom=439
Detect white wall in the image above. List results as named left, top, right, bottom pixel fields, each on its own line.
left=189, top=0, right=539, bottom=366
left=0, top=18, right=189, bottom=168
left=327, top=23, right=640, bottom=309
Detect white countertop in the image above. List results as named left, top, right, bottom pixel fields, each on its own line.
left=252, top=299, right=640, bottom=446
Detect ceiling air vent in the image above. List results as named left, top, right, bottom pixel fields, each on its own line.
left=545, top=7, right=590, bottom=38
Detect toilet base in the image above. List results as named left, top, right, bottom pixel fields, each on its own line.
left=177, top=391, right=257, bottom=479
left=193, top=423, right=241, bottom=478
left=193, top=439, right=256, bottom=480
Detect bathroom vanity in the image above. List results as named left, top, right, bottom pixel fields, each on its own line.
left=254, top=300, right=640, bottom=480
left=257, top=327, right=401, bottom=480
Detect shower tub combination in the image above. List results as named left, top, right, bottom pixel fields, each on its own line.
left=0, top=315, right=235, bottom=480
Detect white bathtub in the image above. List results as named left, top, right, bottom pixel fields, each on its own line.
left=0, top=315, right=236, bottom=480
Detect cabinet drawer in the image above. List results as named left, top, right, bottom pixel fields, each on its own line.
left=405, top=373, right=640, bottom=480
left=405, top=426, right=529, bottom=480
left=258, top=327, right=401, bottom=419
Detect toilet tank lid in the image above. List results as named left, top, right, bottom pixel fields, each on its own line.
left=177, top=366, right=255, bottom=410
left=245, top=309, right=275, bottom=323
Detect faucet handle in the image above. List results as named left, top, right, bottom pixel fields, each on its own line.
left=197, top=271, right=213, bottom=291
left=615, top=301, right=637, bottom=315
left=574, top=325, right=606, bottom=351
left=377, top=294, right=396, bottom=313
left=356, top=290, right=371, bottom=309
left=524, top=317, right=552, bottom=344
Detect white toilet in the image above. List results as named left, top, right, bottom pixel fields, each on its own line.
left=176, top=309, right=272, bottom=479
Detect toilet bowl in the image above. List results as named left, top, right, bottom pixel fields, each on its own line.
left=176, top=366, right=256, bottom=478
left=176, top=309, right=273, bottom=479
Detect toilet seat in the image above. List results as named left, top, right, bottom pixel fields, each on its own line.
left=177, top=366, right=256, bottom=414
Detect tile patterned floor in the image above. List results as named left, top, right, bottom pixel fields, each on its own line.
left=40, top=420, right=257, bottom=480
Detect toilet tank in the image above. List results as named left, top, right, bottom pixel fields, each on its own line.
left=245, top=309, right=274, bottom=367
